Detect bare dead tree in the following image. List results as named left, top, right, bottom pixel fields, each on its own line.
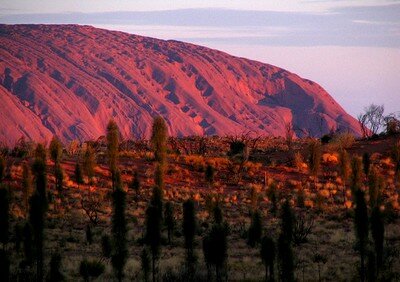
left=120, top=139, right=136, bottom=152
left=358, top=104, right=385, bottom=138
left=167, top=135, right=209, bottom=156
left=285, top=122, right=295, bottom=150
left=227, top=131, right=261, bottom=154
left=358, top=113, right=369, bottom=139
left=81, top=192, right=104, bottom=225
left=248, top=135, right=262, bottom=153
left=196, top=135, right=208, bottom=156
left=293, top=213, right=314, bottom=246
left=168, top=137, right=180, bottom=154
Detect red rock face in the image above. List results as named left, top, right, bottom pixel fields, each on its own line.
left=0, top=24, right=361, bottom=144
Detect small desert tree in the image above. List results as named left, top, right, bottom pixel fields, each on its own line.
left=362, top=152, right=371, bottom=177
left=227, top=134, right=253, bottom=183
left=339, top=150, right=351, bottom=202
left=285, top=121, right=295, bottom=150
left=384, top=114, right=400, bottom=135
left=111, top=185, right=127, bottom=282
left=213, top=203, right=223, bottom=225
left=130, top=171, right=140, bottom=202
left=392, top=141, right=400, bottom=184
left=281, top=200, right=294, bottom=243
left=350, top=156, right=363, bottom=194
left=101, top=235, right=112, bottom=259
left=0, top=249, right=10, bottom=281
left=79, top=259, right=105, bottom=282
left=107, top=120, right=120, bottom=190
left=367, top=251, right=377, bottom=282
left=164, top=201, right=175, bottom=244
left=151, top=117, right=168, bottom=195
left=83, top=145, right=96, bottom=184
left=278, top=233, right=294, bottom=282
left=368, top=166, right=381, bottom=209
left=150, top=186, right=163, bottom=220
left=22, top=163, right=33, bottom=214
left=141, top=248, right=151, bottom=282
left=267, top=182, right=279, bottom=216
left=0, top=155, right=5, bottom=183
left=35, top=143, right=47, bottom=163
left=47, top=252, right=64, bottom=282
left=75, top=162, right=84, bottom=188
left=308, top=140, right=321, bottom=183
left=15, top=223, right=23, bottom=252
left=49, top=136, right=63, bottom=193
left=29, top=147, right=48, bottom=281
left=285, top=122, right=295, bottom=150
left=293, top=213, right=314, bottom=246
left=145, top=204, right=161, bottom=282
left=278, top=200, right=295, bottom=282
left=354, top=190, right=369, bottom=282
left=203, top=223, right=228, bottom=281
left=183, top=199, right=197, bottom=274
left=22, top=223, right=34, bottom=266
left=247, top=210, right=262, bottom=247
left=145, top=187, right=163, bottom=282
left=30, top=192, right=46, bottom=281
left=112, top=169, right=122, bottom=192
left=154, top=163, right=165, bottom=190
left=86, top=224, right=93, bottom=245
left=0, top=186, right=10, bottom=248
left=49, top=136, right=63, bottom=165
left=313, top=253, right=328, bottom=282
left=32, top=146, right=47, bottom=201
left=55, top=163, right=64, bottom=192
left=205, top=164, right=215, bottom=187
left=370, top=207, right=384, bottom=273
left=260, top=236, right=276, bottom=281
left=151, top=116, right=168, bottom=165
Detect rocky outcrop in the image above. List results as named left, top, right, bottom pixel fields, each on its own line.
left=0, top=24, right=361, bottom=144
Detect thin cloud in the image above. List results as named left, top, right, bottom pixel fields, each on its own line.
left=0, top=4, right=399, bottom=48
left=353, top=20, right=400, bottom=25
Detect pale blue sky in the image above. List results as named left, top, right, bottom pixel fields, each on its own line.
left=0, top=0, right=397, bottom=13
left=0, top=0, right=399, bottom=117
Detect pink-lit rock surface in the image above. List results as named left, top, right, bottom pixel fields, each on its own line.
left=0, top=24, right=361, bottom=144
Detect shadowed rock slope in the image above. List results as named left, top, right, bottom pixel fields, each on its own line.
left=0, top=24, right=361, bottom=144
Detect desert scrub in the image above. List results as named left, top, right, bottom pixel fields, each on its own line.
left=329, top=132, right=356, bottom=151
left=322, top=153, right=339, bottom=164
left=119, top=150, right=139, bottom=158
left=179, top=155, right=206, bottom=171
left=243, top=161, right=262, bottom=177
left=293, top=151, right=306, bottom=171
left=207, top=157, right=230, bottom=170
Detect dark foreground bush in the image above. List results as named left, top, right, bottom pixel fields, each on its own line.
left=79, top=259, right=105, bottom=282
